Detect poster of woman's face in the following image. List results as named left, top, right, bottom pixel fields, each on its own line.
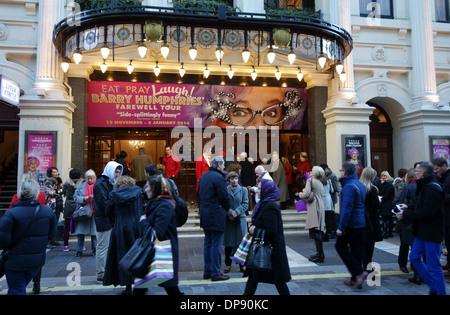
left=342, top=135, right=366, bottom=177
left=192, top=85, right=307, bottom=130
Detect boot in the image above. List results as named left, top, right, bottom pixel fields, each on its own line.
left=309, top=240, right=325, bottom=263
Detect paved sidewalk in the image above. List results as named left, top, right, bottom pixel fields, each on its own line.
left=1, top=232, right=449, bottom=295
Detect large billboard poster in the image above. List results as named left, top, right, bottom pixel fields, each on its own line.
left=88, top=81, right=307, bottom=130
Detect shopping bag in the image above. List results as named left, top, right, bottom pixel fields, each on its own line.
left=231, top=233, right=253, bottom=266
left=295, top=200, right=307, bottom=212
left=134, top=239, right=174, bottom=288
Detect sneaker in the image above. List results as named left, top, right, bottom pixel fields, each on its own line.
left=63, top=246, right=69, bottom=252
left=75, top=251, right=82, bottom=258
left=96, top=277, right=104, bottom=284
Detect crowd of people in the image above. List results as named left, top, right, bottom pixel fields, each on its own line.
left=0, top=146, right=448, bottom=296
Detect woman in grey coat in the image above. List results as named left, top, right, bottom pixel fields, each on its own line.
left=73, top=169, right=97, bottom=257
left=223, top=171, right=249, bottom=273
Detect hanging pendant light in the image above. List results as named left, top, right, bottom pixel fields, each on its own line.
left=297, top=67, right=304, bottom=82
left=179, top=63, right=185, bottom=77
left=275, top=67, right=281, bottom=81
left=154, top=61, right=160, bottom=77
left=161, top=43, right=170, bottom=59
left=203, top=64, right=210, bottom=79
left=60, top=57, right=70, bottom=73
left=215, top=48, right=224, bottom=62
left=100, top=45, right=110, bottom=60
left=242, top=48, right=251, bottom=63
left=127, top=60, right=134, bottom=74
left=267, top=48, right=276, bottom=64
left=138, top=43, right=147, bottom=58
left=189, top=45, right=197, bottom=61
left=288, top=49, right=296, bottom=65
left=100, top=60, right=108, bottom=73
left=318, top=53, right=327, bottom=69
left=335, top=60, right=344, bottom=75
left=73, top=49, right=82, bottom=64
left=251, top=66, right=257, bottom=81
left=228, top=65, right=234, bottom=79
left=339, top=71, right=346, bottom=83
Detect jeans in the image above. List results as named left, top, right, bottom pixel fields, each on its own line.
left=409, top=238, right=446, bottom=295
left=203, top=230, right=224, bottom=277
left=5, top=268, right=39, bottom=295
left=77, top=234, right=98, bottom=253
left=335, top=227, right=364, bottom=279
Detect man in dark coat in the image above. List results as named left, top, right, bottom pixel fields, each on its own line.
left=432, top=158, right=450, bottom=270
left=396, top=161, right=446, bottom=295
left=93, top=161, right=123, bottom=283
left=198, top=156, right=230, bottom=281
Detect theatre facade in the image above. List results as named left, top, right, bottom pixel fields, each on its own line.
left=0, top=0, right=449, bottom=205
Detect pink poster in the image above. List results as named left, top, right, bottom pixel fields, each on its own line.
left=24, top=132, right=57, bottom=190
left=88, top=81, right=307, bottom=130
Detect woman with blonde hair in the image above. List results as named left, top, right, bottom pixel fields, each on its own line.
left=379, top=170, right=395, bottom=238
left=359, top=167, right=383, bottom=272
left=298, top=166, right=326, bottom=262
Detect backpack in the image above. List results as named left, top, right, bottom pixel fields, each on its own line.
left=173, top=194, right=189, bottom=227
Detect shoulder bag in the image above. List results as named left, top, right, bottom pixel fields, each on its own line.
left=0, top=206, right=40, bottom=278
left=72, top=204, right=92, bottom=221
left=119, top=225, right=157, bottom=279
left=247, top=229, right=273, bottom=272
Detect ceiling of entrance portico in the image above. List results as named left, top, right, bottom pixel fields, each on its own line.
left=54, top=3, right=353, bottom=80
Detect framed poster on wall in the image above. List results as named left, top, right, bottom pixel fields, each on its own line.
left=342, top=135, right=366, bottom=177
left=430, top=136, right=450, bottom=165
left=24, top=131, right=57, bottom=191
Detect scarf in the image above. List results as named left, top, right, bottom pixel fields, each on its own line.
left=252, top=180, right=280, bottom=219
left=85, top=181, right=95, bottom=214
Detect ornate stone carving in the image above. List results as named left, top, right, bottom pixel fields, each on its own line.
left=0, top=23, right=8, bottom=41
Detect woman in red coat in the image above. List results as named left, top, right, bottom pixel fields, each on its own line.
left=293, top=152, right=311, bottom=192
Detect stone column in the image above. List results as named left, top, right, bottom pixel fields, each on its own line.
left=322, top=0, right=373, bottom=174
left=18, top=0, right=76, bottom=183
left=409, top=0, right=440, bottom=109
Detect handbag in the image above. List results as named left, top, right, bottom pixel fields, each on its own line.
left=72, top=204, right=92, bottom=221
left=0, top=206, right=40, bottom=278
left=119, top=226, right=156, bottom=279
left=295, top=199, right=307, bottom=212
left=247, top=229, right=273, bottom=272
left=134, top=238, right=174, bottom=288
left=231, top=233, right=253, bottom=266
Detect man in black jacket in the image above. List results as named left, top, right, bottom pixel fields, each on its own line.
left=92, top=161, right=123, bottom=284
left=198, top=156, right=230, bottom=281
left=396, top=161, right=446, bottom=295
left=432, top=158, right=450, bottom=271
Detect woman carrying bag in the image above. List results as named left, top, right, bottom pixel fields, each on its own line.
left=73, top=169, right=97, bottom=257
left=139, top=175, right=183, bottom=296
left=298, top=166, right=326, bottom=263
left=244, top=179, right=291, bottom=295
left=224, top=171, right=249, bottom=274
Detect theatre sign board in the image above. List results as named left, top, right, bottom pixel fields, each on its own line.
left=88, top=81, right=307, bottom=131
left=0, top=75, right=20, bottom=107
